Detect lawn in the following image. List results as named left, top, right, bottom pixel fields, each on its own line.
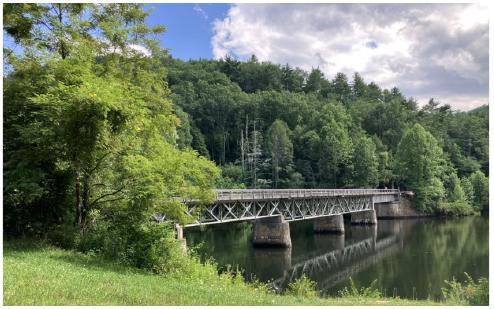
left=3, top=240, right=448, bottom=306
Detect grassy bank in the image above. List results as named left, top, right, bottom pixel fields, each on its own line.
left=4, top=240, right=451, bottom=306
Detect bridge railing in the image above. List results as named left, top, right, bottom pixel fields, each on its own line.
left=214, top=189, right=398, bottom=201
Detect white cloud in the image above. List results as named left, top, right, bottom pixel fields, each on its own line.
left=128, top=44, right=151, bottom=57
left=415, top=95, right=489, bottom=112
left=193, top=4, right=209, bottom=20
left=211, top=4, right=489, bottom=111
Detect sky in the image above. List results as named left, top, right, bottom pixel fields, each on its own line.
left=149, top=3, right=489, bottom=111
left=145, top=4, right=230, bottom=60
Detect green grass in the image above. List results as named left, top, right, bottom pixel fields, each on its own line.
left=4, top=240, right=450, bottom=306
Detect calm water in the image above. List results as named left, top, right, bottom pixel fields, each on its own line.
left=185, top=216, right=489, bottom=300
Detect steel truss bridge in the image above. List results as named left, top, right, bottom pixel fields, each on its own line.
left=185, top=189, right=399, bottom=227
left=270, top=234, right=402, bottom=291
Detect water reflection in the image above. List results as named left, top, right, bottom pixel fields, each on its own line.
left=251, top=248, right=292, bottom=282
left=269, top=224, right=401, bottom=293
left=186, top=216, right=488, bottom=300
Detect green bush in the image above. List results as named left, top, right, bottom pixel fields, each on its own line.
left=286, top=274, right=318, bottom=298
left=76, top=209, right=185, bottom=274
left=338, top=278, right=381, bottom=299
left=436, top=200, right=477, bottom=216
left=442, top=273, right=488, bottom=305
left=46, top=223, right=79, bottom=250
left=216, top=163, right=247, bottom=189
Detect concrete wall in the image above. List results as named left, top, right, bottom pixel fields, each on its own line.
left=375, top=198, right=429, bottom=218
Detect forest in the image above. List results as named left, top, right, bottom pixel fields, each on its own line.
left=2, top=3, right=488, bottom=266
left=162, top=54, right=489, bottom=215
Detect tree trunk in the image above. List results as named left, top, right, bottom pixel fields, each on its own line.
left=75, top=174, right=82, bottom=227
left=56, top=4, right=68, bottom=59
left=80, top=174, right=91, bottom=233
left=222, top=131, right=226, bottom=166
left=241, top=130, right=245, bottom=171
left=273, top=157, right=279, bottom=188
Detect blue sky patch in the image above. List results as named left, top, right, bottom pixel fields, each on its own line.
left=145, top=3, right=230, bottom=60
left=365, top=41, right=378, bottom=49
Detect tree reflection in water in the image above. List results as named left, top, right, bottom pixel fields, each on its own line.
left=186, top=216, right=488, bottom=300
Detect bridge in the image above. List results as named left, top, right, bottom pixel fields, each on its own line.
left=179, top=189, right=402, bottom=248
left=185, top=189, right=399, bottom=226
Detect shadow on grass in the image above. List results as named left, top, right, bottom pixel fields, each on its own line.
left=4, top=238, right=153, bottom=278
left=3, top=238, right=54, bottom=260
left=49, top=253, right=150, bottom=277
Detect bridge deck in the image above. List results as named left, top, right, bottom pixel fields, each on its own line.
left=214, top=189, right=398, bottom=201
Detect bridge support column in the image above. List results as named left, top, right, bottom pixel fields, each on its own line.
left=351, top=210, right=377, bottom=225
left=174, top=223, right=187, bottom=254
left=313, top=215, right=345, bottom=234
left=252, top=216, right=292, bottom=248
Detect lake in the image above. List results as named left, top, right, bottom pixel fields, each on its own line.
left=185, top=216, right=488, bottom=301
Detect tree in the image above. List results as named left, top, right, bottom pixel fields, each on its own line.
left=377, top=151, right=394, bottom=188
left=3, top=4, right=218, bottom=236
left=351, top=72, right=368, bottom=98
left=4, top=3, right=86, bottom=59
left=469, top=171, right=489, bottom=212
left=461, top=177, right=474, bottom=205
left=3, top=4, right=165, bottom=60
left=218, top=55, right=241, bottom=82
left=265, top=120, right=294, bottom=188
left=317, top=105, right=353, bottom=188
left=216, top=163, right=246, bottom=189
left=394, top=124, right=446, bottom=212
left=318, top=125, right=353, bottom=188
left=281, top=64, right=305, bottom=92
left=351, top=135, right=379, bottom=188
left=331, top=72, right=352, bottom=104
left=292, top=127, right=320, bottom=188
left=304, top=68, right=324, bottom=93
left=437, top=171, right=476, bottom=216
left=443, top=172, right=467, bottom=203
left=174, top=106, right=193, bottom=150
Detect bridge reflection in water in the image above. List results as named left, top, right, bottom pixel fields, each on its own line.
left=243, top=219, right=413, bottom=295
left=186, top=217, right=489, bottom=300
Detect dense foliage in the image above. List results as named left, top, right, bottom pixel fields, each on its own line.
left=3, top=4, right=219, bottom=270
left=160, top=55, right=488, bottom=214
left=442, top=273, right=489, bottom=306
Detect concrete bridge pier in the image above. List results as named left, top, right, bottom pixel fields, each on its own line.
left=313, top=215, right=345, bottom=234
left=351, top=209, right=377, bottom=225
left=252, top=216, right=292, bottom=247
left=174, top=223, right=187, bottom=254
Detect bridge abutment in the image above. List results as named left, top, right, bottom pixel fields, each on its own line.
left=313, top=215, right=345, bottom=234
left=252, top=216, right=292, bottom=247
left=351, top=210, right=377, bottom=225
